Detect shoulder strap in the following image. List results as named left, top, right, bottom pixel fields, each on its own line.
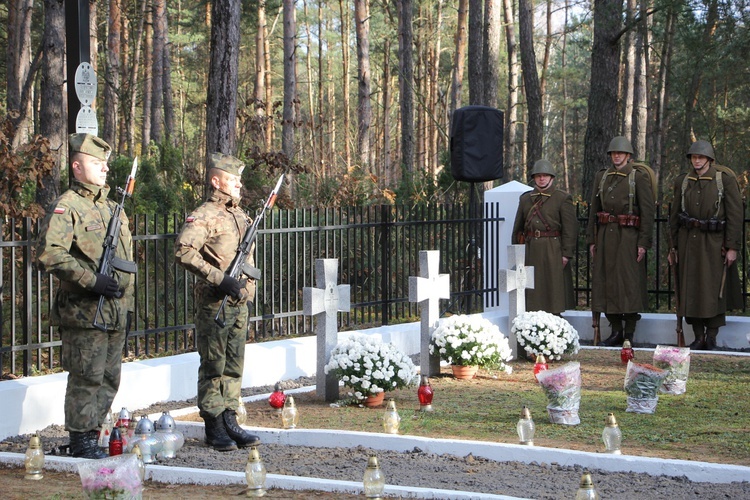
left=714, top=170, right=723, bottom=218
left=680, top=174, right=690, bottom=213
left=628, top=170, right=636, bottom=215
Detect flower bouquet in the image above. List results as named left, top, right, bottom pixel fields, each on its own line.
left=324, top=334, right=419, bottom=401
left=78, top=453, right=143, bottom=499
left=429, top=315, right=513, bottom=374
left=512, top=311, right=580, bottom=361
left=624, top=361, right=668, bottom=414
left=535, top=361, right=582, bottom=425
left=653, top=345, right=690, bottom=395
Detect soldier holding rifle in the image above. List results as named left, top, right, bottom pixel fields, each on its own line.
left=37, top=134, right=135, bottom=458
left=668, top=140, right=743, bottom=350
left=175, top=153, right=260, bottom=451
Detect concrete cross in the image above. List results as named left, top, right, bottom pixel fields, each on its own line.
left=498, top=244, right=534, bottom=358
left=408, top=250, right=451, bottom=377
left=303, top=259, right=351, bottom=402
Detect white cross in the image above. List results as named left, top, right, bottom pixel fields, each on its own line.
left=498, top=244, right=534, bottom=358
left=408, top=250, right=450, bottom=377
left=303, top=259, right=351, bottom=402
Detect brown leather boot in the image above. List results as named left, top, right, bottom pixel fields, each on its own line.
left=689, top=325, right=707, bottom=350
left=705, top=327, right=719, bottom=350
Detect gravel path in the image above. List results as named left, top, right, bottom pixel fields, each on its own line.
left=2, top=377, right=749, bottom=499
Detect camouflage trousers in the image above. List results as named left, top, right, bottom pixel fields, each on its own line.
left=60, top=326, right=126, bottom=432
left=195, top=301, right=249, bottom=419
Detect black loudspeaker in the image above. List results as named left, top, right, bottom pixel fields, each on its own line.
left=450, top=105, right=504, bottom=182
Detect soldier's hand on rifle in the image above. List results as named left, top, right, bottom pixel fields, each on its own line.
left=92, top=273, right=121, bottom=298
left=637, top=246, right=646, bottom=263
left=724, top=248, right=737, bottom=266
left=219, top=274, right=244, bottom=299
left=668, top=248, right=678, bottom=266
left=589, top=244, right=596, bottom=258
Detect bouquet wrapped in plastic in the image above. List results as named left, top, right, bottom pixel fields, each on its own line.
left=623, top=361, right=668, bottom=414
left=653, top=345, right=690, bottom=395
left=536, top=361, right=581, bottom=425
left=78, top=453, right=143, bottom=500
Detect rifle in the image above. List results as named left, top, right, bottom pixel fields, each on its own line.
left=214, top=174, right=284, bottom=327
left=591, top=207, right=601, bottom=346
left=668, top=238, right=685, bottom=347
left=93, top=158, right=138, bottom=331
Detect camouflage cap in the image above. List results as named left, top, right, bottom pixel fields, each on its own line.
left=69, top=133, right=112, bottom=161
left=209, top=153, right=245, bottom=177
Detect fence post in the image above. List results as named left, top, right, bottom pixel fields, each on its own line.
left=23, top=218, right=33, bottom=376
left=380, top=205, right=392, bottom=325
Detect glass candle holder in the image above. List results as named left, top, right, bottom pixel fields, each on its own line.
left=245, top=446, right=267, bottom=497
left=516, top=406, right=535, bottom=445
left=24, top=433, right=44, bottom=480
left=382, top=399, right=401, bottom=434
left=362, top=456, right=385, bottom=499
left=602, top=412, right=622, bottom=454
left=281, top=396, right=299, bottom=429
left=417, top=376, right=434, bottom=411
left=574, top=472, right=600, bottom=500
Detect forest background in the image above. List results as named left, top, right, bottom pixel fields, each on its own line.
left=2, top=0, right=749, bottom=219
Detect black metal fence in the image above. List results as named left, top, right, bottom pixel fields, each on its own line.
left=1, top=203, right=748, bottom=377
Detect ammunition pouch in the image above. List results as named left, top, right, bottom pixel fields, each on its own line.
left=678, top=212, right=725, bottom=232
left=596, top=212, right=640, bottom=228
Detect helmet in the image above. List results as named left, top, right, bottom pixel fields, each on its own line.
left=607, top=136, right=634, bottom=155
left=686, top=140, right=715, bottom=161
left=530, top=159, right=556, bottom=177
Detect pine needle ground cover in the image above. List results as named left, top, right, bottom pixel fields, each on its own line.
left=239, top=349, right=750, bottom=466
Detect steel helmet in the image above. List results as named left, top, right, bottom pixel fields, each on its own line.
left=607, top=136, right=634, bottom=155
left=686, top=140, right=715, bottom=161
left=530, top=159, right=556, bottom=177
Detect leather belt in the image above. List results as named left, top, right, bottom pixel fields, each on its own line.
left=525, top=230, right=561, bottom=239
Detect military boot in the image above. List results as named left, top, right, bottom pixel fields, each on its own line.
left=705, top=327, right=719, bottom=351
left=69, top=431, right=108, bottom=459
left=623, top=313, right=640, bottom=345
left=203, top=414, right=238, bottom=452
left=223, top=409, right=260, bottom=447
left=601, top=331, right=624, bottom=346
left=601, top=314, right=624, bottom=346
left=689, top=324, right=707, bottom=350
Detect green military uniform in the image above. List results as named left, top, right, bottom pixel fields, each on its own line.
left=586, top=162, right=655, bottom=337
left=669, top=156, right=743, bottom=348
left=36, top=134, right=134, bottom=458
left=512, top=185, right=578, bottom=314
left=175, top=153, right=259, bottom=450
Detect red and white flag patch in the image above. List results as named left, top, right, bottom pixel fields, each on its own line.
left=53, top=207, right=66, bottom=214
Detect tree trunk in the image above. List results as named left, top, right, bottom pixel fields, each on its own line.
left=162, top=5, right=176, bottom=144
left=338, top=0, right=351, bottom=170
left=317, top=2, right=325, bottom=181
left=37, top=0, right=65, bottom=208
left=483, top=0, right=501, bottom=108
left=449, top=0, right=468, bottom=119
left=431, top=0, right=443, bottom=178
left=653, top=5, right=676, bottom=200
left=264, top=3, right=274, bottom=151
left=141, top=4, right=153, bottom=153
left=621, top=0, right=636, bottom=137
left=205, top=0, right=241, bottom=189
left=303, top=0, right=317, bottom=168
left=382, top=38, right=392, bottom=186
left=468, top=0, right=484, bottom=104
left=631, top=14, right=647, bottom=160
left=560, top=0, right=570, bottom=191
left=151, top=0, right=166, bottom=143
left=518, top=0, right=542, bottom=168
left=103, top=0, right=121, bottom=152
left=282, top=0, right=297, bottom=159
left=502, top=0, right=518, bottom=180
left=7, top=0, right=35, bottom=148
left=398, top=0, right=415, bottom=176
left=540, top=0, right=551, bottom=99
left=355, top=0, right=372, bottom=170
left=582, top=0, right=622, bottom=202
left=683, top=0, right=718, bottom=144
left=253, top=0, right=267, bottom=150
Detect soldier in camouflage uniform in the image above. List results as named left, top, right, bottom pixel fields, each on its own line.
left=586, top=137, right=655, bottom=346
left=668, top=140, right=743, bottom=350
left=175, top=153, right=260, bottom=451
left=512, top=159, right=578, bottom=314
left=37, top=134, right=135, bottom=459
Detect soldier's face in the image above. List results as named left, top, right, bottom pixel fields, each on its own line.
left=690, top=154, right=711, bottom=174
left=72, top=154, right=109, bottom=186
left=534, top=173, right=553, bottom=190
left=212, top=171, right=242, bottom=199
left=609, top=151, right=630, bottom=169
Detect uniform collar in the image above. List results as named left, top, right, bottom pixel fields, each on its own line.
left=687, top=164, right=716, bottom=181
left=72, top=180, right=111, bottom=201
left=531, top=185, right=554, bottom=197
left=209, top=188, right=240, bottom=207
left=608, top=162, right=633, bottom=176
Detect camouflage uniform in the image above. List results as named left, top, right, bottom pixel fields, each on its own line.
left=36, top=134, right=134, bottom=446
left=174, top=157, right=256, bottom=420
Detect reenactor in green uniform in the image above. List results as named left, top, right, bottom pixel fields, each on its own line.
left=37, top=134, right=134, bottom=459
left=512, top=159, right=578, bottom=314
left=175, top=153, right=260, bottom=451
left=587, top=137, right=655, bottom=346
left=668, top=140, right=743, bottom=350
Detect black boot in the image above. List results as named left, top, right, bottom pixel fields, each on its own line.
left=705, top=328, right=719, bottom=350
left=69, top=431, right=108, bottom=459
left=223, top=409, right=261, bottom=447
left=203, top=414, right=238, bottom=452
left=601, top=331, right=624, bottom=347
left=688, top=325, right=706, bottom=350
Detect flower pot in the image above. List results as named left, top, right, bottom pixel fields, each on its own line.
left=363, top=392, right=385, bottom=408
left=451, top=365, right=478, bottom=380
